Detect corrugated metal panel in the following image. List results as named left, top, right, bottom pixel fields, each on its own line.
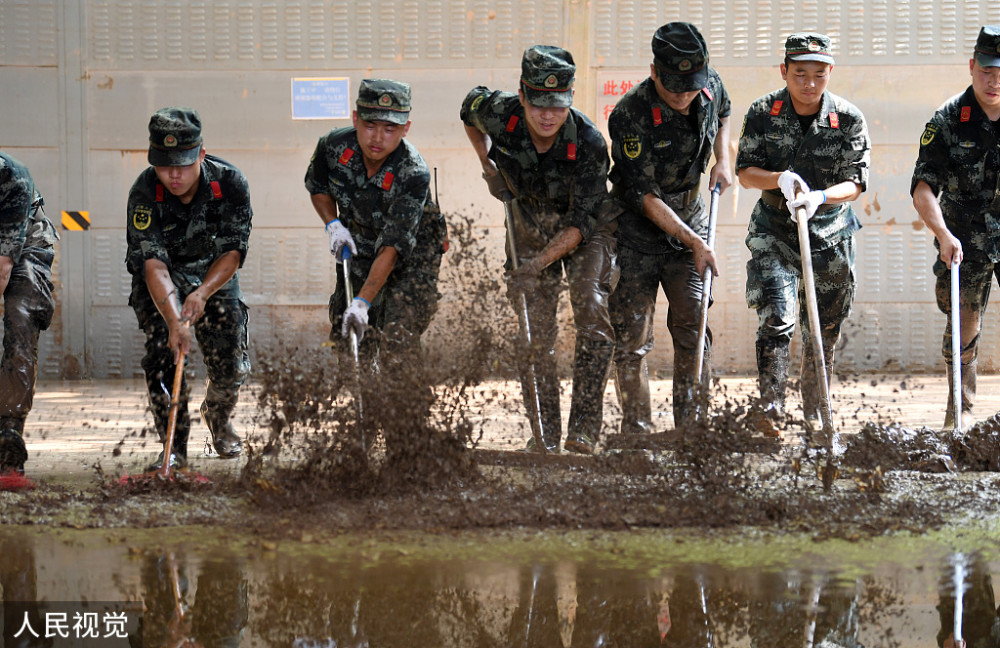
left=0, top=0, right=57, bottom=66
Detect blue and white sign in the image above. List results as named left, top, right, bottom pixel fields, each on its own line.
left=291, top=77, right=351, bottom=120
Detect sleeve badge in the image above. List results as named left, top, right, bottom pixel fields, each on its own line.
left=622, top=134, right=642, bottom=159
left=132, top=205, right=153, bottom=231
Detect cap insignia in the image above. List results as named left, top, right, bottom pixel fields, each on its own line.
left=808, top=41, right=821, bottom=52
left=679, top=59, right=692, bottom=71
left=379, top=93, right=392, bottom=107
left=544, top=74, right=558, bottom=88
left=164, top=134, right=177, bottom=147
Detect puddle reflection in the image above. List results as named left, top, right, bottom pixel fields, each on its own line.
left=1, top=530, right=997, bottom=647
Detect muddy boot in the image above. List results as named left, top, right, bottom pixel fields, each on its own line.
left=565, top=339, right=614, bottom=455
left=0, top=428, right=28, bottom=474
left=0, top=416, right=25, bottom=435
left=201, top=401, right=243, bottom=458
left=147, top=370, right=192, bottom=461
left=943, top=359, right=977, bottom=432
left=672, top=348, right=710, bottom=429
left=748, top=338, right=790, bottom=438
left=613, top=358, right=654, bottom=435
left=800, top=344, right=835, bottom=429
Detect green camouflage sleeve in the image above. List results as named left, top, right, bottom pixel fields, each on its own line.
left=374, top=163, right=429, bottom=259
left=735, top=100, right=770, bottom=172
left=911, top=111, right=950, bottom=196
left=567, top=127, right=615, bottom=238
left=125, top=183, right=169, bottom=276
left=460, top=86, right=507, bottom=137
left=838, top=104, right=871, bottom=191
left=304, top=133, right=332, bottom=195
left=0, top=161, right=33, bottom=262
left=213, top=171, right=253, bottom=267
left=608, top=100, right=657, bottom=215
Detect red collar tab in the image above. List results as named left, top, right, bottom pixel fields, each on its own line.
left=381, top=172, right=394, bottom=191
left=828, top=112, right=839, bottom=129
left=566, top=143, right=577, bottom=160
left=210, top=181, right=223, bottom=199
left=506, top=115, right=519, bottom=132
left=338, top=148, right=355, bottom=165
left=652, top=107, right=662, bottom=125
left=770, top=100, right=783, bottom=116
left=702, top=87, right=713, bottom=101
left=961, top=106, right=972, bottom=122
left=155, top=184, right=164, bottom=202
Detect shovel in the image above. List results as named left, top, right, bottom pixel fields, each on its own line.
left=950, top=260, right=963, bottom=434
left=341, top=248, right=366, bottom=452
left=503, top=196, right=548, bottom=454
left=793, top=193, right=836, bottom=453
left=156, top=345, right=187, bottom=480
left=694, top=183, right=722, bottom=386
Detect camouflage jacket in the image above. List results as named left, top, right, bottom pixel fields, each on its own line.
left=608, top=72, right=730, bottom=253
left=0, top=152, right=56, bottom=264
left=305, top=127, right=432, bottom=263
left=125, top=155, right=253, bottom=295
left=460, top=87, right=620, bottom=244
left=911, top=85, right=1000, bottom=262
left=737, top=87, right=870, bottom=252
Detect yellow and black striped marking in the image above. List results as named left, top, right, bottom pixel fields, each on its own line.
left=61, top=210, right=90, bottom=231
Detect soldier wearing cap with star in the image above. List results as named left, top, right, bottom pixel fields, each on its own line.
left=912, top=25, right=1000, bottom=432
left=305, top=79, right=447, bottom=445
left=0, top=153, right=58, bottom=478
left=606, top=22, right=732, bottom=432
left=460, top=45, right=621, bottom=455
left=736, top=33, right=871, bottom=437
left=126, top=106, right=253, bottom=470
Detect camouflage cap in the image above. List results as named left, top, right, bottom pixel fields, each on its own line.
left=784, top=32, right=835, bottom=64
left=974, top=25, right=1000, bottom=68
left=520, top=45, right=575, bottom=108
left=356, top=79, right=411, bottom=125
left=147, top=107, right=203, bottom=167
left=652, top=22, right=709, bottom=93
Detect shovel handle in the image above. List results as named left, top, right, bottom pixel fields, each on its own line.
left=694, top=183, right=721, bottom=384
left=950, top=261, right=962, bottom=434
left=158, top=344, right=187, bottom=480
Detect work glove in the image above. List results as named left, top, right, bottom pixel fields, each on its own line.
left=788, top=190, right=827, bottom=223
left=326, top=219, right=357, bottom=260
left=506, top=259, right=541, bottom=296
left=483, top=171, right=512, bottom=202
left=342, top=297, right=370, bottom=342
left=777, top=170, right=809, bottom=203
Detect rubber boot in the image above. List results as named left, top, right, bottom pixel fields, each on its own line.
left=0, top=428, right=27, bottom=474
left=749, top=338, right=790, bottom=437
left=0, top=416, right=25, bottom=435
left=943, top=359, right=977, bottom=432
left=200, top=401, right=243, bottom=458
left=613, top=358, right=654, bottom=434
left=673, top=347, right=710, bottom=429
left=565, top=339, right=614, bottom=454
left=147, top=369, right=192, bottom=460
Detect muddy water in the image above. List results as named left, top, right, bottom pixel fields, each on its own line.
left=2, top=526, right=998, bottom=647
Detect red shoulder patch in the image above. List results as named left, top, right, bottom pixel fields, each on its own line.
left=770, top=100, right=783, bottom=116
left=652, top=107, right=662, bottom=125
left=961, top=106, right=972, bottom=122
left=566, top=143, right=577, bottom=160
left=382, top=172, right=394, bottom=190
left=506, top=115, right=519, bottom=132
left=338, top=148, right=355, bottom=165
left=702, top=87, right=713, bottom=101
left=155, top=184, right=164, bottom=202
left=828, top=112, right=839, bottom=129
left=210, top=181, right=223, bottom=199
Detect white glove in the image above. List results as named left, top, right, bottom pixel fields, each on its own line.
left=342, top=297, right=370, bottom=342
left=326, top=219, right=357, bottom=260
left=777, top=170, right=809, bottom=203
left=788, top=190, right=827, bottom=223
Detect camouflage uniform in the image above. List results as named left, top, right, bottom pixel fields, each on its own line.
left=460, top=81, right=620, bottom=450
left=608, top=66, right=730, bottom=430
left=0, top=153, right=57, bottom=472
left=912, top=83, right=1000, bottom=422
left=126, top=154, right=252, bottom=460
left=737, top=86, right=870, bottom=420
left=304, top=126, right=445, bottom=359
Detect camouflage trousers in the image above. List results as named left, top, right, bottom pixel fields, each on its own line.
left=746, top=235, right=855, bottom=415
left=131, top=276, right=250, bottom=456
left=609, top=241, right=712, bottom=426
left=933, top=256, right=1000, bottom=364
left=0, top=245, right=55, bottom=431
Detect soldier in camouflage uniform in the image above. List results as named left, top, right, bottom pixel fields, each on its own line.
left=461, top=45, right=620, bottom=454
left=607, top=22, right=731, bottom=432
left=305, top=79, right=446, bottom=446
left=126, top=107, right=252, bottom=470
left=0, top=153, right=57, bottom=476
left=736, top=33, right=870, bottom=435
left=912, top=25, right=1000, bottom=432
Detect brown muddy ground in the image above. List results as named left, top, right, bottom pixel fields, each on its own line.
left=5, top=217, right=1000, bottom=542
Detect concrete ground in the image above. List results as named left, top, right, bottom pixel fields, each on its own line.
left=20, top=373, right=997, bottom=485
